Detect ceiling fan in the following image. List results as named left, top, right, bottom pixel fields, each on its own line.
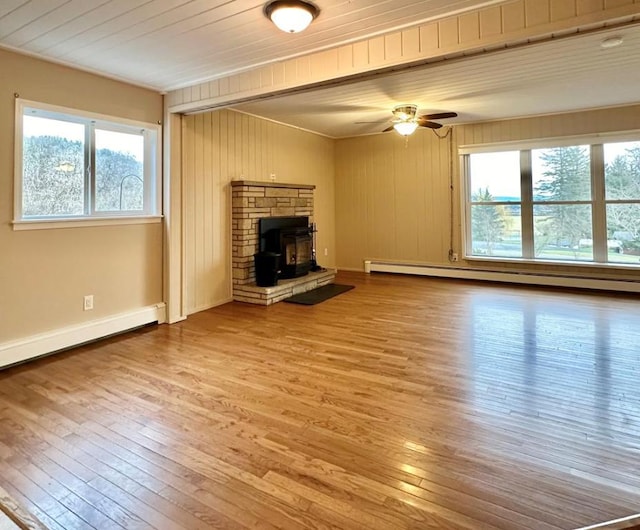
left=382, top=104, right=457, bottom=135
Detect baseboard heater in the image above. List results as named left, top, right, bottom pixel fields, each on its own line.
left=363, top=260, right=640, bottom=293
left=0, top=303, right=167, bottom=370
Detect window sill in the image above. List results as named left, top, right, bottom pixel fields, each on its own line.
left=12, top=215, right=163, bottom=231
left=464, top=255, right=640, bottom=271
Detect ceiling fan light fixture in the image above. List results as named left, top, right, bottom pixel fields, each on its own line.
left=265, top=0, right=319, bottom=33
left=393, top=121, right=419, bottom=136
left=392, top=104, right=418, bottom=121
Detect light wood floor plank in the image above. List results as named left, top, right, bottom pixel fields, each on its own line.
left=2, top=271, right=640, bottom=529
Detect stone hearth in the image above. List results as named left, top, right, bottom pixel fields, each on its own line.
left=234, top=269, right=336, bottom=305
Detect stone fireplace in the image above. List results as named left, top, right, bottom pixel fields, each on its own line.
left=231, top=180, right=335, bottom=305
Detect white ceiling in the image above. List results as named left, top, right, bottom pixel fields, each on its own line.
left=1, top=1, right=639, bottom=138
left=0, top=0, right=503, bottom=91
left=232, top=25, right=640, bottom=138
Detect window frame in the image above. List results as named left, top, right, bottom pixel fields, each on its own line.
left=460, top=131, right=640, bottom=269
left=466, top=150, right=523, bottom=259
left=13, top=99, right=162, bottom=230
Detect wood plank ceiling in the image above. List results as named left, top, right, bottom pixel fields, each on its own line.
left=2, top=1, right=640, bottom=137
left=0, top=0, right=504, bottom=91
left=232, top=25, right=640, bottom=138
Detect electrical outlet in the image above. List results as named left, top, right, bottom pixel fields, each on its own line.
left=269, top=173, right=276, bottom=180
left=451, top=253, right=459, bottom=262
left=324, top=248, right=328, bottom=256
left=83, top=295, right=94, bottom=311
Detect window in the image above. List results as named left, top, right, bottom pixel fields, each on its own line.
left=468, top=151, right=522, bottom=258
left=531, top=145, right=593, bottom=262
left=604, top=141, right=640, bottom=264
left=462, top=135, right=640, bottom=267
left=15, top=99, right=160, bottom=226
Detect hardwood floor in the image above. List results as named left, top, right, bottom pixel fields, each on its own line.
left=1, top=271, right=640, bottom=529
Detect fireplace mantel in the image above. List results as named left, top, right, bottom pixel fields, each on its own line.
left=230, top=180, right=334, bottom=305
left=231, top=180, right=315, bottom=190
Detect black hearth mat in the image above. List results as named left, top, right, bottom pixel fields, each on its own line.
left=284, top=284, right=354, bottom=305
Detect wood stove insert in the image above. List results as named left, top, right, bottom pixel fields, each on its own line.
left=259, top=216, right=312, bottom=279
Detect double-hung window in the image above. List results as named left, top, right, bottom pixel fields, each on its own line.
left=462, top=134, right=640, bottom=267
left=14, top=99, right=161, bottom=228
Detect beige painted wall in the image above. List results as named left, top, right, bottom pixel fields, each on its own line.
left=182, top=110, right=335, bottom=314
left=335, top=105, right=640, bottom=280
left=0, top=48, right=164, bottom=343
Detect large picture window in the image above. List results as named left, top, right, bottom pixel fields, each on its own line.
left=462, top=135, right=640, bottom=267
left=15, top=99, right=160, bottom=226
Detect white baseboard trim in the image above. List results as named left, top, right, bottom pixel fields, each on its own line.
left=0, top=303, right=166, bottom=369
left=363, top=261, right=640, bottom=293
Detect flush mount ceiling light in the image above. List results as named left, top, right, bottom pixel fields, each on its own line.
left=265, top=0, right=319, bottom=33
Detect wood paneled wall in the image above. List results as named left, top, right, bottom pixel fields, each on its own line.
left=336, top=130, right=453, bottom=270
left=335, top=104, right=640, bottom=277
left=182, top=110, right=335, bottom=315
left=456, top=105, right=640, bottom=146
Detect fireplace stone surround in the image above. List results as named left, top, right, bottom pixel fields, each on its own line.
left=231, top=180, right=335, bottom=305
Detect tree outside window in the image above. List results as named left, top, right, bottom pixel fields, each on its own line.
left=465, top=139, right=640, bottom=266
left=15, top=99, right=159, bottom=224
left=532, top=146, right=592, bottom=261
left=605, top=142, right=640, bottom=262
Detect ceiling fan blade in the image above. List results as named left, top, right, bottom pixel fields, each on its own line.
left=420, top=112, right=457, bottom=120
left=419, top=121, right=443, bottom=129
left=382, top=125, right=395, bottom=132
